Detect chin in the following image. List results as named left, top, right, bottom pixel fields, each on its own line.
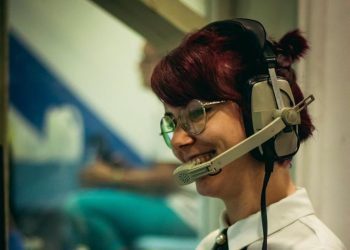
left=195, top=175, right=220, bottom=197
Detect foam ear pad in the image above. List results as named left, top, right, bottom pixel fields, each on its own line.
left=247, top=75, right=300, bottom=161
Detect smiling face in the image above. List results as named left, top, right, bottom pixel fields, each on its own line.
left=164, top=100, right=263, bottom=199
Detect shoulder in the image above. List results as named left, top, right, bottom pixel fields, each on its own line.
left=266, top=214, right=346, bottom=249
left=297, top=215, right=346, bottom=249
left=195, top=229, right=220, bottom=250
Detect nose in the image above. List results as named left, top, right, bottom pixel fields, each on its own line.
left=171, top=127, right=195, bottom=150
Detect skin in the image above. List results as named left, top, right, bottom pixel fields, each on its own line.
left=80, top=160, right=178, bottom=193
left=164, top=101, right=296, bottom=225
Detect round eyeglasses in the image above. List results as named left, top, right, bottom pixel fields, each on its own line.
left=160, top=99, right=226, bottom=148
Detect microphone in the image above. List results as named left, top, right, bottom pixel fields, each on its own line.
left=173, top=95, right=315, bottom=185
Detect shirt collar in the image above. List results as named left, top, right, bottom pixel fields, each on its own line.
left=219, top=188, right=315, bottom=250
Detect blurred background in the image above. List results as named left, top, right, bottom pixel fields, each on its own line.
left=1, top=0, right=349, bottom=249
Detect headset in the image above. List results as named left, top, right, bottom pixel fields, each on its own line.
left=238, top=18, right=300, bottom=163
left=173, top=18, right=314, bottom=185
left=172, top=18, right=314, bottom=250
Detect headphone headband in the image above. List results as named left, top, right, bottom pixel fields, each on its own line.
left=232, top=18, right=267, bottom=51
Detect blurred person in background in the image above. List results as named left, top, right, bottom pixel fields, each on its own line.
left=63, top=42, right=199, bottom=250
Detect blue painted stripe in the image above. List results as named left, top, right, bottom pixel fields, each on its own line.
left=9, top=32, right=146, bottom=166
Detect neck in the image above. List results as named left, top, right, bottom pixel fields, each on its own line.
left=223, top=162, right=296, bottom=225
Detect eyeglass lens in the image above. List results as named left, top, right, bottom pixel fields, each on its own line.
left=160, top=100, right=225, bottom=148
left=160, top=100, right=207, bottom=148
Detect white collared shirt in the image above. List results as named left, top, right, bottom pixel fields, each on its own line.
left=196, top=188, right=345, bottom=250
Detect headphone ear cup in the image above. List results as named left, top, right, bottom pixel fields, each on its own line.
left=246, top=75, right=300, bottom=161
left=274, top=128, right=299, bottom=158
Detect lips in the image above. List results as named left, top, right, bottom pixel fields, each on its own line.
left=187, top=151, right=216, bottom=165
left=187, top=151, right=223, bottom=177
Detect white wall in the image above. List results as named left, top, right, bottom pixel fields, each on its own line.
left=296, top=0, right=350, bottom=247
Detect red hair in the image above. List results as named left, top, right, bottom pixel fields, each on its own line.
left=151, top=20, right=314, bottom=142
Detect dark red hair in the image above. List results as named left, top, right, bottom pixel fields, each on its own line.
left=151, top=20, right=314, bottom=142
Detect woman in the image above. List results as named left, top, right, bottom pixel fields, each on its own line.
left=150, top=18, right=345, bottom=249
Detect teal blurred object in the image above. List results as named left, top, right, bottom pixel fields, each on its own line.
left=134, top=236, right=199, bottom=250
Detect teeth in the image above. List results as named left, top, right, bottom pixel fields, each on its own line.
left=190, top=152, right=215, bottom=165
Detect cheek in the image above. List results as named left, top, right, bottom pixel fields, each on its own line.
left=205, top=113, right=247, bottom=150
left=172, top=149, right=183, bottom=163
